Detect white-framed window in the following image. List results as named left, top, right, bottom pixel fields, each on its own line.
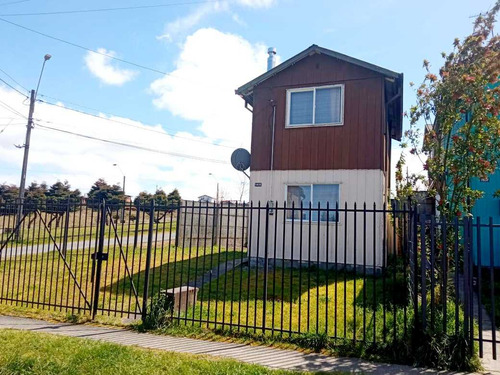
left=286, top=85, right=344, bottom=127
left=286, top=184, right=339, bottom=222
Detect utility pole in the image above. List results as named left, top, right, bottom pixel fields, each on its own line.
left=15, top=54, right=51, bottom=236
left=15, top=89, right=35, bottom=234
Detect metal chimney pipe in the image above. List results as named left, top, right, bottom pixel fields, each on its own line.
left=267, top=47, right=276, bottom=71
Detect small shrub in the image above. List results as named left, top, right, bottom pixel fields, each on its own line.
left=129, top=215, right=136, bottom=221
left=411, top=326, right=479, bottom=371
left=142, top=291, right=174, bottom=330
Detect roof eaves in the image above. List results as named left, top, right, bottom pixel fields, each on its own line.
left=235, top=44, right=402, bottom=100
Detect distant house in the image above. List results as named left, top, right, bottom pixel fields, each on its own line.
left=236, top=44, right=403, bottom=268
left=198, top=195, right=215, bottom=204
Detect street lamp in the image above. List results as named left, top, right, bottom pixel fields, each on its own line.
left=208, top=173, right=219, bottom=204
left=35, top=54, right=51, bottom=97
left=16, top=54, right=51, bottom=237
left=113, top=163, right=126, bottom=223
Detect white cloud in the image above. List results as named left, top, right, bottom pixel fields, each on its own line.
left=231, top=13, right=247, bottom=27
left=0, top=28, right=271, bottom=201
left=150, top=28, right=269, bottom=142
left=237, top=0, right=276, bottom=8
left=157, top=1, right=228, bottom=42
left=158, top=0, right=277, bottom=42
left=0, top=85, right=247, bottom=201
left=84, top=48, right=138, bottom=86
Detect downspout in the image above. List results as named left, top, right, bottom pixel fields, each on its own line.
left=269, top=100, right=276, bottom=214
left=270, top=100, right=276, bottom=171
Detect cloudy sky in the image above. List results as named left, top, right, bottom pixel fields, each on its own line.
left=0, top=0, right=493, bottom=200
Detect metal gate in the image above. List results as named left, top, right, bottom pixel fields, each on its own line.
left=0, top=200, right=159, bottom=320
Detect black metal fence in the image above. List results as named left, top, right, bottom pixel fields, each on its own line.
left=408, top=214, right=500, bottom=360
left=0, top=200, right=498, bottom=359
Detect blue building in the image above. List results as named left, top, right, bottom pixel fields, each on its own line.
left=471, top=170, right=500, bottom=267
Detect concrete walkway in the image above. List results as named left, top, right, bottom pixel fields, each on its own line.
left=0, top=315, right=466, bottom=374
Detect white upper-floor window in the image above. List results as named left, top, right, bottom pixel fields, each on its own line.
left=286, top=84, right=344, bottom=127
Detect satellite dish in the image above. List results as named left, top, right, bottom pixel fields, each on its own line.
left=231, top=148, right=251, bottom=172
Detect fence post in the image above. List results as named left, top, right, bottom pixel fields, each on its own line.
left=175, top=205, right=181, bottom=248
left=411, top=204, right=419, bottom=330
left=141, top=199, right=155, bottom=322
left=212, top=202, right=219, bottom=247
left=62, top=198, right=71, bottom=257
left=262, top=202, right=270, bottom=334
left=463, top=216, right=472, bottom=353
left=467, top=217, right=474, bottom=355
left=92, top=199, right=106, bottom=318
left=134, top=202, right=140, bottom=249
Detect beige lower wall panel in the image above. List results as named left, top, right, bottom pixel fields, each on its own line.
left=248, top=170, right=387, bottom=268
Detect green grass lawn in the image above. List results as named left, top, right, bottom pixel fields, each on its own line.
left=0, top=329, right=323, bottom=375
left=172, top=265, right=413, bottom=343
left=0, top=242, right=244, bottom=321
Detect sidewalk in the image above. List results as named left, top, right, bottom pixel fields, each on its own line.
left=0, top=315, right=461, bottom=374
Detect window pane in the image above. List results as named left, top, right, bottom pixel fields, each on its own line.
left=289, top=91, right=313, bottom=125
left=312, top=184, right=339, bottom=222
left=286, top=185, right=311, bottom=220
left=315, top=87, right=342, bottom=124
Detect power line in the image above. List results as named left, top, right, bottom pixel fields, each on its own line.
left=0, top=17, right=173, bottom=76
left=0, top=18, right=229, bottom=91
left=35, top=123, right=229, bottom=165
left=0, top=0, right=219, bottom=16
left=0, top=67, right=240, bottom=150
left=0, top=77, right=28, bottom=97
left=0, top=0, right=31, bottom=7
left=0, top=119, right=25, bottom=134
left=0, top=66, right=29, bottom=93
left=37, top=98, right=238, bottom=149
left=0, top=99, right=27, bottom=119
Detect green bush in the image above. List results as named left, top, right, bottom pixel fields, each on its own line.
left=142, top=291, right=174, bottom=330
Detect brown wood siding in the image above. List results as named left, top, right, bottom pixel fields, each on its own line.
left=250, top=53, right=386, bottom=172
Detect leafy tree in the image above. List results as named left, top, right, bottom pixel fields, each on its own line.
left=167, top=188, right=181, bottom=207
left=133, top=191, right=153, bottom=206
left=0, top=184, right=19, bottom=204
left=24, top=182, right=48, bottom=207
left=134, top=189, right=180, bottom=218
left=398, top=3, right=500, bottom=218
left=46, top=181, right=81, bottom=204
left=87, top=178, right=124, bottom=206
left=154, top=189, right=168, bottom=206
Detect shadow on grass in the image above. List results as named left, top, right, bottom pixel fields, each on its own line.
left=102, top=249, right=247, bottom=299
left=193, top=262, right=407, bottom=308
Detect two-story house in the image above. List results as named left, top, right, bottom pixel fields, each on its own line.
left=236, top=45, right=403, bottom=268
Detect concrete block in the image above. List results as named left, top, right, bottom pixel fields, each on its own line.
left=165, top=286, right=199, bottom=313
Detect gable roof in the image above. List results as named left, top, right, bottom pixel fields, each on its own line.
left=236, top=44, right=401, bottom=103
left=235, top=44, right=404, bottom=141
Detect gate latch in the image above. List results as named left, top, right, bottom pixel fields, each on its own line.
left=91, top=252, right=109, bottom=261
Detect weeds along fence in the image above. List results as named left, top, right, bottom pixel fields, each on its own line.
left=0, top=200, right=498, bottom=359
